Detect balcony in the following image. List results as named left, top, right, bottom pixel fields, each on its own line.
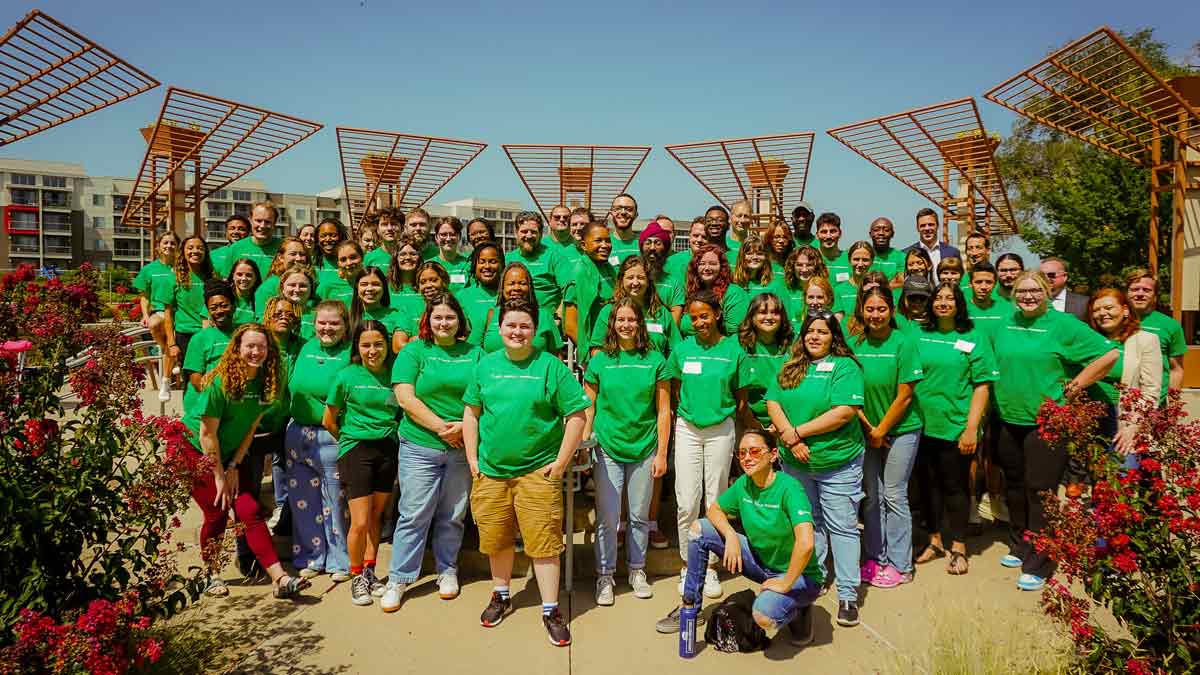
left=43, top=246, right=72, bottom=257
left=112, top=197, right=128, bottom=212
left=42, top=222, right=71, bottom=233
left=42, top=196, right=71, bottom=210
left=113, top=225, right=145, bottom=236
left=10, top=244, right=40, bottom=254
left=113, top=247, right=142, bottom=259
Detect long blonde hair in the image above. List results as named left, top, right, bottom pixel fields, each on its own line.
left=205, top=323, right=284, bottom=403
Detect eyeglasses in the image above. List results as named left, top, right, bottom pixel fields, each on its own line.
left=737, top=446, right=771, bottom=459
left=612, top=206, right=636, bottom=213
left=271, top=311, right=297, bottom=320
left=808, top=309, right=835, bottom=322
left=1015, top=289, right=1045, bottom=297
left=550, top=214, right=570, bottom=221
left=705, top=217, right=729, bottom=225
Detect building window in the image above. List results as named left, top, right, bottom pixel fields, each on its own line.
left=11, top=234, right=39, bottom=253
left=92, top=216, right=106, bottom=228
left=232, top=190, right=251, bottom=202
left=10, top=211, right=38, bottom=228
left=42, top=192, right=69, bottom=208
left=483, top=209, right=497, bottom=218
left=212, top=190, right=227, bottom=200
left=10, top=188, right=37, bottom=205
left=500, top=211, right=513, bottom=220
left=207, top=203, right=231, bottom=218
left=112, top=195, right=128, bottom=211
left=42, top=176, right=67, bottom=188
left=295, top=208, right=307, bottom=220
left=233, top=203, right=250, bottom=217
left=114, top=241, right=140, bottom=257
left=206, top=224, right=225, bottom=240
left=43, top=235, right=71, bottom=254
left=10, top=174, right=36, bottom=186
left=91, top=194, right=105, bottom=207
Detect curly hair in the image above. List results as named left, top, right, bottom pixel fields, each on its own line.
left=175, top=236, right=213, bottom=289
left=731, top=235, right=773, bottom=287
left=602, top=296, right=651, bottom=357
left=415, top=260, right=450, bottom=299
left=494, top=262, right=538, bottom=311
left=685, top=244, right=731, bottom=301
left=266, top=236, right=310, bottom=278
left=206, top=322, right=283, bottom=404
left=784, top=246, right=827, bottom=291
left=611, top=256, right=664, bottom=316
left=1088, top=288, right=1141, bottom=342
left=776, top=310, right=859, bottom=389
left=737, top=292, right=793, bottom=352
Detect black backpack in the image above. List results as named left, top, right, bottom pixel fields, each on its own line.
left=704, top=593, right=771, bottom=653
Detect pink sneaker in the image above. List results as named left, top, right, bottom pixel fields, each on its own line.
left=870, top=564, right=913, bottom=588
left=860, top=559, right=880, bottom=583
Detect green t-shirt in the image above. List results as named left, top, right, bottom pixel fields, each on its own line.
left=966, top=296, right=1011, bottom=341
left=584, top=349, right=669, bottom=462
left=1139, top=310, right=1187, bottom=403
left=257, top=335, right=301, bottom=433
left=232, top=294, right=256, bottom=326
left=852, top=329, right=924, bottom=434
left=455, top=284, right=498, bottom=337
left=992, top=310, right=1112, bottom=425
left=563, top=258, right=616, bottom=356
left=830, top=279, right=860, bottom=317
left=210, top=244, right=236, bottom=279
left=717, top=472, right=822, bottom=583
left=1088, top=336, right=1126, bottom=406
left=822, top=249, right=850, bottom=280
left=316, top=275, right=354, bottom=309
left=589, top=303, right=679, bottom=356
left=463, top=349, right=591, bottom=478
left=609, top=234, right=641, bottom=268
left=512, top=244, right=568, bottom=311
left=181, top=324, right=234, bottom=410
left=363, top=246, right=392, bottom=274
left=724, top=234, right=745, bottom=265
left=253, top=276, right=280, bottom=320
left=289, top=339, right=351, bottom=426
left=679, top=284, right=750, bottom=337
left=794, top=232, right=816, bottom=248
left=228, top=237, right=280, bottom=278
left=542, top=234, right=584, bottom=269
left=740, top=277, right=788, bottom=307
left=167, top=272, right=208, bottom=333
left=434, top=254, right=472, bottom=292
left=655, top=276, right=685, bottom=309
left=182, top=374, right=271, bottom=463
left=737, top=340, right=789, bottom=427
left=392, top=340, right=482, bottom=451
left=326, top=364, right=400, bottom=458
left=662, top=250, right=693, bottom=289
left=298, top=309, right=316, bottom=340
left=314, top=255, right=341, bottom=288
left=468, top=305, right=562, bottom=354
left=765, top=355, right=865, bottom=472
left=133, top=259, right=175, bottom=311
left=913, top=327, right=996, bottom=440
left=667, top=335, right=744, bottom=428
left=360, top=305, right=406, bottom=337
left=870, top=247, right=905, bottom=280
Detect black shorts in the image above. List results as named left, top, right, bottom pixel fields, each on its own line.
left=337, top=437, right=398, bottom=499
left=174, top=330, right=195, bottom=365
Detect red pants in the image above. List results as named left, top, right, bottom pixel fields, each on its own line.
left=189, top=449, right=279, bottom=570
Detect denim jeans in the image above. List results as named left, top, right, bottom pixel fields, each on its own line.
left=782, top=454, right=864, bottom=602
left=863, top=430, right=921, bottom=574
left=593, top=450, right=655, bottom=576
left=682, top=519, right=820, bottom=628
left=387, top=438, right=472, bottom=583
left=284, top=422, right=350, bottom=574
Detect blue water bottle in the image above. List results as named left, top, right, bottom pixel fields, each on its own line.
left=679, top=604, right=698, bottom=658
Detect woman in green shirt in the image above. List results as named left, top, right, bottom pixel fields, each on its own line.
left=910, top=283, right=995, bottom=576
left=285, top=300, right=352, bottom=582
left=384, top=235, right=422, bottom=315
left=849, top=287, right=924, bottom=588
left=455, top=241, right=504, bottom=335
left=134, top=231, right=179, bottom=378
left=992, top=271, right=1117, bottom=591
left=226, top=258, right=262, bottom=326
left=432, top=217, right=471, bottom=292
left=274, top=265, right=317, bottom=339
left=254, top=237, right=310, bottom=319
left=563, top=222, right=616, bottom=356
left=668, top=290, right=746, bottom=599
left=831, top=241, right=874, bottom=319
left=316, top=241, right=363, bottom=309
left=736, top=292, right=793, bottom=435
left=582, top=298, right=672, bottom=606
left=182, top=280, right=237, bottom=413
left=763, top=221, right=794, bottom=278
left=348, top=266, right=404, bottom=354
left=588, top=256, right=679, bottom=357
left=181, top=322, right=308, bottom=599
left=731, top=235, right=786, bottom=305
left=165, top=236, right=214, bottom=370
left=463, top=298, right=589, bottom=646
left=766, top=310, right=866, bottom=627
left=314, top=217, right=348, bottom=289
left=323, top=319, right=401, bottom=607
left=469, top=262, right=562, bottom=354
left=383, top=292, right=482, bottom=611
left=782, top=245, right=828, bottom=330
left=395, top=261, right=450, bottom=346
left=680, top=244, right=749, bottom=337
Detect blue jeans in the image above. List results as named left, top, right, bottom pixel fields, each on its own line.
left=783, top=454, right=864, bottom=602
left=862, top=431, right=921, bottom=574
left=682, top=519, right=820, bottom=628
left=284, top=422, right=349, bottom=574
left=593, top=450, right=655, bottom=576
left=388, top=438, right=472, bottom=583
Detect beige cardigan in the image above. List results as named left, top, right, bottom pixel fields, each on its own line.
left=1118, top=330, right=1163, bottom=425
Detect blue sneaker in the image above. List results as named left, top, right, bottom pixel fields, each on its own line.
left=1017, top=573, right=1045, bottom=591
left=1000, top=554, right=1023, bottom=568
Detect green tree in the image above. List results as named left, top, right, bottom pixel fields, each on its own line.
left=995, top=28, right=1193, bottom=293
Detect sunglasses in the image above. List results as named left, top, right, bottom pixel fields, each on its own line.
left=737, top=446, right=771, bottom=459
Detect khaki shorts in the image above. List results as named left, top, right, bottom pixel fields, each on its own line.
left=471, top=470, right=564, bottom=559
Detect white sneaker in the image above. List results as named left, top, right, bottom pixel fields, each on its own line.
left=629, top=569, right=653, bottom=599
left=437, top=571, right=459, bottom=600
left=298, top=567, right=321, bottom=579
left=266, top=505, right=283, bottom=530
left=678, top=568, right=686, bottom=596
left=595, top=575, right=615, bottom=606
left=380, top=581, right=407, bottom=613
left=703, top=568, right=723, bottom=599
left=993, top=494, right=1011, bottom=523
left=330, top=571, right=351, bottom=583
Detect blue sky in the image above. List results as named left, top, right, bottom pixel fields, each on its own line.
left=4, top=0, right=1197, bottom=253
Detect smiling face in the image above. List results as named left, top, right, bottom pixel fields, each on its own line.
left=751, top=298, right=782, bottom=337
left=621, top=262, right=649, bottom=300
left=704, top=209, right=729, bottom=241
left=905, top=253, right=930, bottom=277
left=549, top=206, right=572, bottom=236
left=736, top=433, right=776, bottom=477
left=157, top=235, right=178, bottom=262
left=868, top=219, right=893, bottom=249
left=569, top=213, right=590, bottom=242
left=356, top=273, right=384, bottom=307
left=435, top=223, right=459, bottom=254
left=318, top=222, right=342, bottom=256
left=862, top=294, right=891, bottom=333
left=231, top=262, right=256, bottom=292
left=849, top=247, right=873, bottom=277
left=730, top=202, right=753, bottom=237
left=938, top=268, right=962, bottom=286
left=475, top=247, right=502, bottom=286
left=970, top=271, right=996, bottom=302
left=931, top=286, right=957, bottom=320
left=816, top=222, right=840, bottom=253
left=268, top=302, right=297, bottom=335
left=428, top=302, right=460, bottom=342
left=640, top=236, right=666, bottom=265
left=394, top=243, right=420, bottom=273
left=803, top=319, right=832, bottom=359
left=687, top=300, right=718, bottom=340
left=1091, top=295, right=1129, bottom=337
left=1014, top=278, right=1047, bottom=314
left=225, top=218, right=249, bottom=244
left=502, top=266, right=532, bottom=302
left=314, top=308, right=346, bottom=346
left=1126, top=277, right=1156, bottom=314
left=282, top=241, right=308, bottom=268
left=743, top=246, right=766, bottom=273
left=467, top=220, right=491, bottom=248
left=251, top=206, right=276, bottom=243
left=405, top=213, right=430, bottom=246
left=965, top=236, right=989, bottom=265
left=696, top=251, right=721, bottom=285
left=582, top=225, right=612, bottom=263
left=297, top=225, right=316, bottom=251
left=378, top=216, right=400, bottom=243
left=766, top=227, right=790, bottom=256
left=805, top=284, right=829, bottom=309
left=916, top=214, right=938, bottom=246
left=793, top=252, right=817, bottom=281
left=611, top=195, right=637, bottom=231
left=417, top=267, right=446, bottom=300
left=515, top=219, right=541, bottom=254
left=337, top=244, right=363, bottom=277
left=280, top=273, right=311, bottom=304
left=996, top=259, right=1022, bottom=289
left=239, top=330, right=269, bottom=369
left=182, top=238, right=206, bottom=267
left=206, top=293, right=233, bottom=330
left=613, top=305, right=640, bottom=343
left=359, top=230, right=378, bottom=251
left=499, top=310, right=534, bottom=350
left=688, top=222, right=707, bottom=253
left=357, top=329, right=388, bottom=371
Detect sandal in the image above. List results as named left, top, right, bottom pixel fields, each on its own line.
left=947, top=550, right=969, bottom=575
left=915, top=543, right=946, bottom=564
left=205, top=578, right=229, bottom=597
left=272, top=575, right=311, bottom=599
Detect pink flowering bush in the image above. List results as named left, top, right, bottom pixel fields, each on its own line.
left=0, top=265, right=212, bottom=671
left=1035, top=388, right=1200, bottom=673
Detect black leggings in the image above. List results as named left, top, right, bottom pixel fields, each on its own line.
left=995, top=423, right=1068, bottom=578
left=916, top=436, right=972, bottom=544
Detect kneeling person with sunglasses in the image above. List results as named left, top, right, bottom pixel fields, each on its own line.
left=656, top=429, right=822, bottom=647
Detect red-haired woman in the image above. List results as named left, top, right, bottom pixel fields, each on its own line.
left=680, top=243, right=749, bottom=337
left=1087, top=288, right=1162, bottom=464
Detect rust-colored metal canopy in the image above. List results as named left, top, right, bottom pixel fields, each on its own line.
left=665, top=133, right=814, bottom=223
left=337, top=128, right=487, bottom=228
left=502, top=144, right=651, bottom=219
left=122, top=87, right=323, bottom=229
left=0, top=9, right=159, bottom=146
left=827, top=98, right=1018, bottom=236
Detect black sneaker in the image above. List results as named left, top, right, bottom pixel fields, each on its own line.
left=654, top=605, right=706, bottom=634
left=787, top=607, right=814, bottom=646
left=836, top=600, right=859, bottom=627
left=480, top=592, right=512, bottom=627
left=350, top=574, right=373, bottom=606
left=543, top=608, right=571, bottom=647
left=363, top=567, right=385, bottom=598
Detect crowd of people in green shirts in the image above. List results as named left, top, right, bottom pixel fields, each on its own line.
left=132, top=194, right=1186, bottom=650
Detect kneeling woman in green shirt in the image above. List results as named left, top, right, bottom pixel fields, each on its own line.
left=582, top=297, right=672, bottom=606
left=766, top=310, right=867, bottom=628
left=323, top=320, right=401, bottom=607
left=181, top=323, right=309, bottom=599
left=463, top=298, right=590, bottom=647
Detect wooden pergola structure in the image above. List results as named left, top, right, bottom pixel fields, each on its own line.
left=121, top=87, right=322, bottom=238
left=0, top=9, right=158, bottom=146
left=827, top=98, right=1017, bottom=242
left=665, top=133, right=814, bottom=233
left=336, top=128, right=486, bottom=230
left=502, top=144, right=651, bottom=220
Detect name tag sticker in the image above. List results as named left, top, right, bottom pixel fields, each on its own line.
left=836, top=272, right=850, bottom=283
left=647, top=322, right=664, bottom=334
left=608, top=255, right=620, bottom=267
left=682, top=361, right=703, bottom=375
left=450, top=273, right=467, bottom=284
left=954, top=339, right=976, bottom=353
left=816, top=361, right=835, bottom=372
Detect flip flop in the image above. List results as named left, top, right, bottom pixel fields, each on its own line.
left=273, top=575, right=311, bottom=599
left=915, top=543, right=946, bottom=564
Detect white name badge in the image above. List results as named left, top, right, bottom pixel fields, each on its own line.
left=647, top=322, right=664, bottom=334
left=836, top=272, right=850, bottom=283
left=450, top=273, right=467, bottom=284
left=608, top=255, right=620, bottom=267
left=682, top=360, right=703, bottom=375
left=954, top=339, right=976, bottom=353
left=816, top=361, right=835, bottom=372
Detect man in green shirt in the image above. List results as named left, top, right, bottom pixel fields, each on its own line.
left=962, top=231, right=991, bottom=281
left=210, top=215, right=250, bottom=278
left=1126, top=268, right=1187, bottom=395
left=609, top=193, right=641, bottom=266
left=867, top=217, right=905, bottom=280
left=725, top=200, right=754, bottom=266
left=965, top=261, right=1009, bottom=339
left=542, top=204, right=583, bottom=266
left=363, top=209, right=401, bottom=271
left=511, top=211, right=570, bottom=311
left=815, top=212, right=850, bottom=280
left=227, top=204, right=281, bottom=277
left=405, top=208, right=439, bottom=260
left=791, top=202, right=816, bottom=248
left=703, top=205, right=730, bottom=248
